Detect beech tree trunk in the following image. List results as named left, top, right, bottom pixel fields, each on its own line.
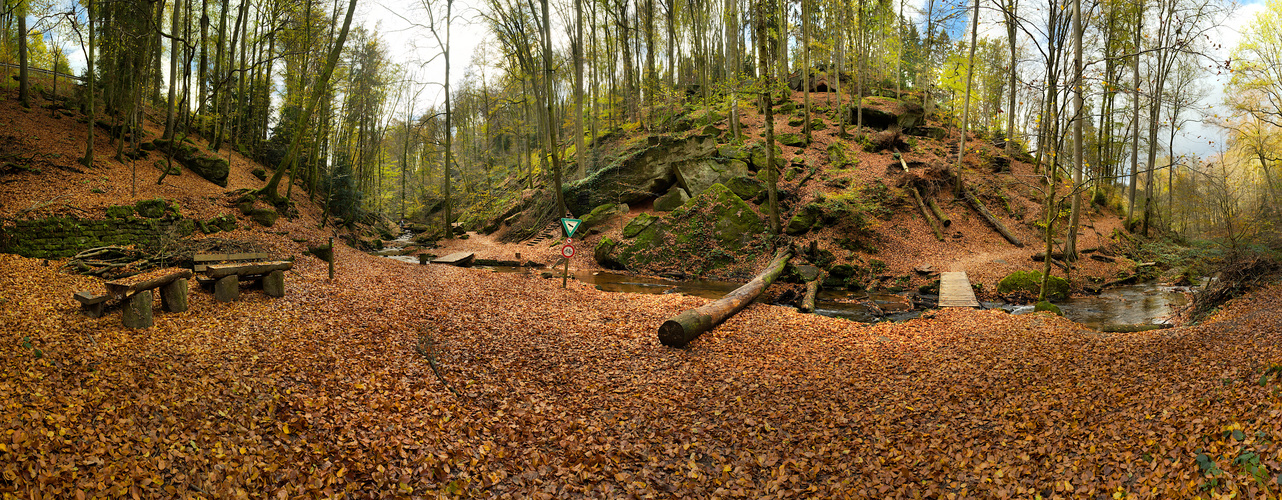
left=658, top=248, right=793, bottom=347
left=257, top=0, right=358, bottom=203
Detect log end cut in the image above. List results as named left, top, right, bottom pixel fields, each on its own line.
left=658, top=310, right=713, bottom=348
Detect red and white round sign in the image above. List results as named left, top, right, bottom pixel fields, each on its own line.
left=561, top=244, right=576, bottom=259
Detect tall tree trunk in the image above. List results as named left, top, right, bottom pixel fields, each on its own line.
left=256, top=0, right=358, bottom=204
left=17, top=0, right=29, bottom=108
left=542, top=0, right=568, bottom=216
left=1004, top=0, right=1018, bottom=154
left=575, top=0, right=587, bottom=177
left=164, top=0, right=182, bottom=140
left=82, top=0, right=96, bottom=168
left=1126, top=2, right=1141, bottom=224
left=956, top=0, right=980, bottom=196
left=802, top=0, right=811, bottom=142
left=757, top=0, right=780, bottom=234
left=1065, top=0, right=1083, bottom=260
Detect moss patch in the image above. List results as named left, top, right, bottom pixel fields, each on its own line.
left=615, top=183, right=767, bottom=277
left=998, top=270, right=1070, bottom=301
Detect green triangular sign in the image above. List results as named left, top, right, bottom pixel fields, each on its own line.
left=561, top=218, right=582, bottom=238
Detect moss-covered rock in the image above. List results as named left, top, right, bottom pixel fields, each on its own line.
left=247, top=209, right=278, bottom=227
left=251, top=168, right=267, bottom=181
left=614, top=183, right=767, bottom=276
left=724, top=175, right=765, bottom=201
left=135, top=198, right=172, bottom=218
left=747, top=142, right=786, bottom=171
left=1034, top=301, right=1063, bottom=315
left=998, top=270, right=1070, bottom=301
left=854, top=97, right=925, bottom=130
left=594, top=237, right=624, bottom=270
left=562, top=135, right=716, bottom=214
left=581, top=203, right=628, bottom=231
left=654, top=186, right=690, bottom=212
left=777, top=133, right=807, bottom=148
left=784, top=203, right=823, bottom=235
left=623, top=213, right=658, bottom=238
left=106, top=205, right=135, bottom=219
left=212, top=214, right=237, bottom=232
left=674, top=159, right=751, bottom=197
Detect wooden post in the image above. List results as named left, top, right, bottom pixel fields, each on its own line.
left=214, top=275, right=239, bottom=302
left=658, top=247, right=793, bottom=347
left=123, top=290, right=154, bottom=328
left=161, top=278, right=188, bottom=313
left=562, top=256, right=570, bottom=288
left=263, top=270, right=285, bottom=297
left=327, top=237, right=335, bottom=280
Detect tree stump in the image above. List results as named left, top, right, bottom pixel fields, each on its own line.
left=263, top=270, right=285, bottom=297
left=214, top=276, right=240, bottom=302
left=123, top=290, right=154, bottom=328
left=161, top=278, right=188, bottom=313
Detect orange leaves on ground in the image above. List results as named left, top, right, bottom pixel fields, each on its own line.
left=2, top=245, right=1282, bottom=497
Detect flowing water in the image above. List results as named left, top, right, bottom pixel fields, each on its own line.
left=378, top=243, right=1189, bottom=328
left=997, top=283, right=1192, bottom=330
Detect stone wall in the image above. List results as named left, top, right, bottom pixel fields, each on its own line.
left=0, top=199, right=238, bottom=259
left=0, top=216, right=196, bottom=259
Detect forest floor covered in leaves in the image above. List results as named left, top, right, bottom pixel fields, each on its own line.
left=4, top=240, right=1282, bottom=498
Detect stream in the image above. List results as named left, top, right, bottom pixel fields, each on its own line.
left=377, top=232, right=1189, bottom=329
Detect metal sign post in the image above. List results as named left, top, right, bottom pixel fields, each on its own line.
left=561, top=240, right=575, bottom=288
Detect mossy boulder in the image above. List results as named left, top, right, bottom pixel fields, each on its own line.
left=251, top=168, right=267, bottom=181
left=615, top=183, right=767, bottom=276
left=580, top=203, right=628, bottom=232
left=562, top=135, right=716, bottom=214
left=777, top=133, right=807, bottom=148
left=784, top=203, right=823, bottom=235
left=247, top=209, right=278, bottom=227
left=998, top=270, right=1070, bottom=301
left=623, top=213, right=658, bottom=238
left=654, top=186, right=690, bottom=212
left=211, top=214, right=237, bottom=232
left=724, top=175, right=765, bottom=201
left=854, top=97, right=925, bottom=130
left=187, top=156, right=230, bottom=187
left=135, top=199, right=173, bottom=218
left=746, top=142, right=786, bottom=171
left=674, top=158, right=751, bottom=197
left=106, top=205, right=135, bottom=219
left=1034, top=301, right=1063, bottom=316
left=594, top=237, right=625, bottom=270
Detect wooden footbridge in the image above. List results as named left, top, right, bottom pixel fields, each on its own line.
left=938, top=271, right=980, bottom=308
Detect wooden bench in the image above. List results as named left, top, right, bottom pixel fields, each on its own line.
left=193, top=253, right=292, bottom=302
left=74, top=267, right=193, bottom=328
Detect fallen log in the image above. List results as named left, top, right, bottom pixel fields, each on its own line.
left=1098, top=323, right=1173, bottom=333
left=910, top=187, right=944, bottom=241
left=927, top=198, right=952, bottom=227
left=659, top=247, right=794, bottom=347
left=962, top=187, right=1023, bottom=247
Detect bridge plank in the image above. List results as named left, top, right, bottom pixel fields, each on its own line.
left=939, top=271, right=980, bottom=308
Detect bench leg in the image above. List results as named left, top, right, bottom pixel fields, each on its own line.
left=214, top=275, right=240, bottom=302
left=162, top=278, right=189, bottom=313
left=263, top=270, right=285, bottom=298
left=81, top=302, right=106, bottom=318
left=122, top=290, right=154, bottom=328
